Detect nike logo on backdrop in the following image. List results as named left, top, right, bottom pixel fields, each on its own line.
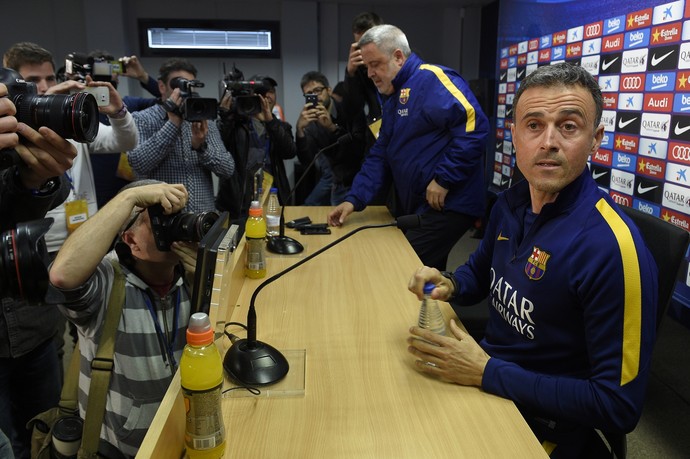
left=675, top=123, right=690, bottom=135
left=618, top=117, right=638, bottom=129
left=651, top=50, right=674, bottom=67
left=592, top=170, right=608, bottom=179
left=602, top=57, right=619, bottom=70
left=637, top=184, right=658, bottom=194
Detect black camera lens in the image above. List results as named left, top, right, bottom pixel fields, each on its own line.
left=14, top=92, right=99, bottom=143
left=167, top=211, right=219, bottom=243
left=0, top=218, right=53, bottom=303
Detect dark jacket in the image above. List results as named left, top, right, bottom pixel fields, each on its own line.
left=216, top=112, right=296, bottom=219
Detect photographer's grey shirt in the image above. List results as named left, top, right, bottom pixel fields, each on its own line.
left=128, top=104, right=235, bottom=213
left=56, top=253, right=191, bottom=457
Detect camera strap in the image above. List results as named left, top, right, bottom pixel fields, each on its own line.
left=142, top=288, right=181, bottom=373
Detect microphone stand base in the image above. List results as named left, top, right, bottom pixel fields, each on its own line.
left=223, top=339, right=290, bottom=386
left=267, top=236, right=304, bottom=254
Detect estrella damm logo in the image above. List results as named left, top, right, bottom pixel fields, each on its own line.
left=525, top=246, right=551, bottom=281
left=399, top=88, right=411, bottom=105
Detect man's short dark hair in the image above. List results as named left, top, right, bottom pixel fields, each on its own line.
left=352, top=12, right=383, bottom=35
left=158, top=58, right=197, bottom=84
left=300, top=71, right=329, bottom=91
left=514, top=63, right=603, bottom=129
left=3, top=42, right=55, bottom=72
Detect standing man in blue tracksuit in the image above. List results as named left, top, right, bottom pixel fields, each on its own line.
left=407, top=63, right=658, bottom=457
left=327, top=24, right=489, bottom=270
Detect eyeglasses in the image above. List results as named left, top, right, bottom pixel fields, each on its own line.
left=303, top=86, right=326, bottom=96
left=121, top=208, right=145, bottom=235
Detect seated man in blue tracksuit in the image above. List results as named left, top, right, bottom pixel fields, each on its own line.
left=327, top=24, right=489, bottom=271
left=407, top=63, right=658, bottom=458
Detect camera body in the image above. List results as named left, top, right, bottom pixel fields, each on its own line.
left=167, top=77, right=218, bottom=121
left=0, top=218, right=54, bottom=302
left=148, top=204, right=219, bottom=251
left=0, top=67, right=99, bottom=169
left=65, top=52, right=125, bottom=83
left=220, top=64, right=267, bottom=117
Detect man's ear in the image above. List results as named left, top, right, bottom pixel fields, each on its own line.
left=121, top=230, right=140, bottom=257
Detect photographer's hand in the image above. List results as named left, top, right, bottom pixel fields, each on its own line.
left=296, top=104, right=318, bottom=137
left=255, top=94, right=272, bottom=122
left=15, top=124, right=76, bottom=190
left=85, top=76, right=125, bottom=117
left=0, top=85, right=19, bottom=150
left=191, top=121, right=208, bottom=150
left=347, top=42, right=364, bottom=77
left=120, top=55, right=150, bottom=85
left=45, top=80, right=85, bottom=95
left=164, top=88, right=183, bottom=127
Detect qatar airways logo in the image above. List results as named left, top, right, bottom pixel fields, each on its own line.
left=678, top=43, right=690, bottom=69
left=610, top=169, right=635, bottom=195
left=640, top=113, right=671, bottom=139
left=663, top=182, right=690, bottom=213
left=601, top=110, right=616, bottom=132
left=621, top=49, right=648, bottom=73
left=581, top=55, right=600, bottom=75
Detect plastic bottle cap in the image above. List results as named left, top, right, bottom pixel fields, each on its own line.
left=187, top=312, right=213, bottom=346
left=423, top=282, right=435, bottom=295
left=248, top=206, right=263, bottom=217
left=250, top=200, right=260, bottom=209
left=270, top=187, right=278, bottom=193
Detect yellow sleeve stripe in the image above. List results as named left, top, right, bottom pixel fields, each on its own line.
left=595, top=199, right=643, bottom=385
left=419, top=64, right=476, bottom=132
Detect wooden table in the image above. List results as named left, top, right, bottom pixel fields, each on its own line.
left=137, top=207, right=547, bottom=458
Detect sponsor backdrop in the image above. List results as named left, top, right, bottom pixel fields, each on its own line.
left=494, top=0, right=690, bottom=324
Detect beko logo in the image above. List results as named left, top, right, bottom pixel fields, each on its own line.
left=607, top=17, right=622, bottom=32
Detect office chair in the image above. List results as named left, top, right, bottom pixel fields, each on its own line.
left=600, top=205, right=690, bottom=459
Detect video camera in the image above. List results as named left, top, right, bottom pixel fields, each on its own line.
left=0, top=218, right=54, bottom=302
left=148, top=204, right=220, bottom=251
left=65, top=52, right=125, bottom=83
left=219, top=64, right=265, bottom=117
left=0, top=67, right=99, bottom=170
left=163, top=77, right=218, bottom=121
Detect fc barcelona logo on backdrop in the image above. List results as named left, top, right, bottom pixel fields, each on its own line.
left=399, top=88, right=411, bottom=104
left=525, top=246, right=551, bottom=280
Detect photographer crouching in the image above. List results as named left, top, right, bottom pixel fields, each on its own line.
left=0, top=80, right=78, bottom=458
left=48, top=180, right=204, bottom=457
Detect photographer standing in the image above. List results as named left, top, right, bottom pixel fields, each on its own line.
left=215, top=74, right=296, bottom=221
left=49, top=180, right=197, bottom=457
left=128, top=58, right=234, bottom=213
left=0, top=81, right=77, bottom=459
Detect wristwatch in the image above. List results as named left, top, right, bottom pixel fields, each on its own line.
left=31, top=177, right=60, bottom=196
left=440, top=271, right=458, bottom=301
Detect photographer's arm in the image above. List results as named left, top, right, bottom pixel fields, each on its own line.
left=50, top=183, right=188, bottom=289
left=193, top=121, right=235, bottom=179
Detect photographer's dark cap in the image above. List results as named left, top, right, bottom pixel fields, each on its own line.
left=249, top=74, right=278, bottom=89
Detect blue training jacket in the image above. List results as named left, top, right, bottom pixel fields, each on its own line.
left=345, top=53, right=489, bottom=217
left=453, top=169, right=658, bottom=434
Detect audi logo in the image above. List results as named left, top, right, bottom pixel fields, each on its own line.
left=672, top=145, right=690, bottom=161
left=586, top=24, right=601, bottom=36
left=612, top=195, right=631, bottom=205
left=621, top=76, right=643, bottom=89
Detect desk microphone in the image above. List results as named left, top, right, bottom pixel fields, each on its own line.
left=224, top=213, right=423, bottom=386
left=267, top=133, right=353, bottom=255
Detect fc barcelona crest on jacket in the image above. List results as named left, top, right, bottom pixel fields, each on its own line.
left=525, top=246, right=550, bottom=281
left=399, top=88, right=410, bottom=104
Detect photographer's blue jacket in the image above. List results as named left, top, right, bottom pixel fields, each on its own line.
left=452, top=170, right=658, bottom=436
left=344, top=52, right=488, bottom=217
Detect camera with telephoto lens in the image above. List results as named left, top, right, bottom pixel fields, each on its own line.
left=219, top=65, right=265, bottom=117
left=148, top=204, right=219, bottom=251
left=164, top=77, right=218, bottom=121
left=0, top=68, right=99, bottom=170
left=0, top=218, right=54, bottom=303
left=65, top=52, right=125, bottom=83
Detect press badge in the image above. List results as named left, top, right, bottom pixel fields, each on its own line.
left=65, top=199, right=89, bottom=233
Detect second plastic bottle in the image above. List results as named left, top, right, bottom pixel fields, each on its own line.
left=418, top=282, right=447, bottom=336
left=245, top=200, right=267, bottom=278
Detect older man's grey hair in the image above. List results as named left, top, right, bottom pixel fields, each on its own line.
left=513, top=63, right=603, bottom=130
left=358, top=24, right=411, bottom=58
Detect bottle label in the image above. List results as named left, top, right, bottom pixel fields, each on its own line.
left=266, top=215, right=280, bottom=227
left=246, top=237, right=266, bottom=270
left=183, top=383, right=226, bottom=450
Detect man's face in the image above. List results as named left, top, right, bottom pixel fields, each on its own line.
left=302, top=80, right=331, bottom=107
left=125, top=210, right=180, bottom=265
left=512, top=84, right=604, bottom=201
left=17, top=62, right=57, bottom=95
left=360, top=43, right=405, bottom=96
left=159, top=70, right=196, bottom=100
